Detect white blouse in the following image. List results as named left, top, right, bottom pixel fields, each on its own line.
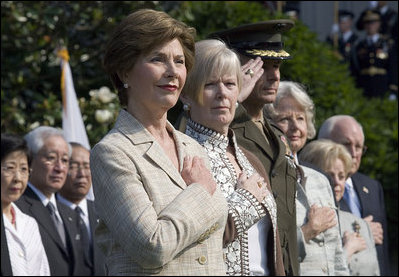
left=3, top=202, right=50, bottom=276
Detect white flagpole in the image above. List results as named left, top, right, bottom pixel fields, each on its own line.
left=58, top=48, right=94, bottom=200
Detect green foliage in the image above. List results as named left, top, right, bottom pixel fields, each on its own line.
left=1, top=1, right=397, bottom=264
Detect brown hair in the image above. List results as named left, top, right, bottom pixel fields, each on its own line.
left=103, top=9, right=196, bottom=106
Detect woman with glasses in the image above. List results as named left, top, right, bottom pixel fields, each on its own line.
left=1, top=133, right=50, bottom=276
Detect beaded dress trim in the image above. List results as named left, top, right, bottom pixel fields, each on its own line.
left=186, top=119, right=277, bottom=275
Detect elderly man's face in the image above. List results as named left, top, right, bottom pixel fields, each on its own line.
left=29, top=135, right=70, bottom=198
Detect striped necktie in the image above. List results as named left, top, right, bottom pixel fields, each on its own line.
left=343, top=182, right=362, bottom=218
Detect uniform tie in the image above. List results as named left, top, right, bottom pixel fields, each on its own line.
left=343, top=182, right=362, bottom=218
left=47, top=202, right=66, bottom=247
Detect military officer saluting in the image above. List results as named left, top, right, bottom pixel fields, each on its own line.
left=209, top=20, right=300, bottom=276
left=354, top=9, right=397, bottom=98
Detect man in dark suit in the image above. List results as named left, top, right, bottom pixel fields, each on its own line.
left=58, top=142, right=106, bottom=276
left=15, top=126, right=87, bottom=276
left=318, top=115, right=391, bottom=275
left=209, top=20, right=299, bottom=275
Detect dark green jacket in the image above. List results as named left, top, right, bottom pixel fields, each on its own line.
left=230, top=104, right=299, bottom=276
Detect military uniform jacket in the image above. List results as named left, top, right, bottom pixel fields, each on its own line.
left=353, top=35, right=394, bottom=97
left=230, top=104, right=298, bottom=276
left=90, top=109, right=228, bottom=276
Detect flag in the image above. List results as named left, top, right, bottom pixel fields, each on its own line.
left=57, top=48, right=94, bottom=200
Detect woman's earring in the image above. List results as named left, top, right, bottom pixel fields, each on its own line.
left=123, top=83, right=129, bottom=89
left=235, top=102, right=239, bottom=108
left=183, top=103, right=191, bottom=112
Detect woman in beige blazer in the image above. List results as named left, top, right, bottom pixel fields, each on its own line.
left=90, top=9, right=228, bottom=275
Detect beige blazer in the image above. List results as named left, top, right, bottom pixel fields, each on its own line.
left=90, top=109, right=228, bottom=276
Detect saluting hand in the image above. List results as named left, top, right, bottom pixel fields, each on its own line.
left=238, top=57, right=264, bottom=103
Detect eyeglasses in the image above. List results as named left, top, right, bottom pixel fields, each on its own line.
left=41, top=154, right=69, bottom=168
left=342, top=142, right=368, bottom=155
left=69, top=163, right=90, bottom=173
left=1, top=165, right=32, bottom=177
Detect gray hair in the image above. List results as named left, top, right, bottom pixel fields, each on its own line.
left=265, top=81, right=316, bottom=139
left=24, top=126, right=72, bottom=157
left=181, top=39, right=242, bottom=105
left=318, top=115, right=363, bottom=140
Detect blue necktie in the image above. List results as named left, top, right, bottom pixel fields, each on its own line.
left=343, top=182, right=362, bottom=218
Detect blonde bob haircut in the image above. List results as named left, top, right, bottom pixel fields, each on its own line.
left=299, top=139, right=353, bottom=178
left=181, top=39, right=242, bottom=105
left=103, top=9, right=196, bottom=106
left=265, top=81, right=316, bottom=139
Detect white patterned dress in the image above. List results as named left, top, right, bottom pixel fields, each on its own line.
left=186, top=119, right=278, bottom=276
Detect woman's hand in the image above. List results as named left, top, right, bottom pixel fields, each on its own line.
left=238, top=57, right=264, bottom=103
left=342, top=231, right=367, bottom=262
left=301, top=204, right=337, bottom=242
left=181, top=156, right=217, bottom=195
left=236, top=171, right=269, bottom=203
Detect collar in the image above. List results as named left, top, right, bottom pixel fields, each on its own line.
left=346, top=177, right=354, bottom=188
left=186, top=119, right=230, bottom=150
left=28, top=182, right=55, bottom=206
left=56, top=194, right=88, bottom=216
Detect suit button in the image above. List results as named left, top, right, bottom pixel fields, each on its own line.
left=322, top=266, right=327, bottom=273
left=198, top=255, right=207, bottom=265
left=318, top=241, right=324, bottom=247
left=271, top=170, right=277, bottom=177
left=19, top=251, right=24, bottom=257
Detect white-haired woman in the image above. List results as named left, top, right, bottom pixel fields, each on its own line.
left=265, top=81, right=349, bottom=275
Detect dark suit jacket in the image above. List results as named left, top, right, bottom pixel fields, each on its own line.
left=1, top=216, right=13, bottom=276
left=230, top=104, right=299, bottom=276
left=339, top=172, right=390, bottom=275
left=15, top=186, right=87, bottom=276
left=87, top=200, right=106, bottom=276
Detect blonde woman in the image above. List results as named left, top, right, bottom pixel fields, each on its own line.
left=179, top=39, right=284, bottom=276
left=300, top=139, right=380, bottom=276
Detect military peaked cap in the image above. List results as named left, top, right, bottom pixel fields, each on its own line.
left=356, top=9, right=381, bottom=30
left=208, top=20, right=295, bottom=60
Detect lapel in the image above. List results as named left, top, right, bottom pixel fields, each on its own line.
left=243, top=121, right=275, bottom=159
left=23, top=187, right=69, bottom=254
left=351, top=173, right=368, bottom=211
left=116, top=109, right=187, bottom=190
left=233, top=106, right=274, bottom=159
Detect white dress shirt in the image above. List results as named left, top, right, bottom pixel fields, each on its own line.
left=3, top=203, right=50, bottom=276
